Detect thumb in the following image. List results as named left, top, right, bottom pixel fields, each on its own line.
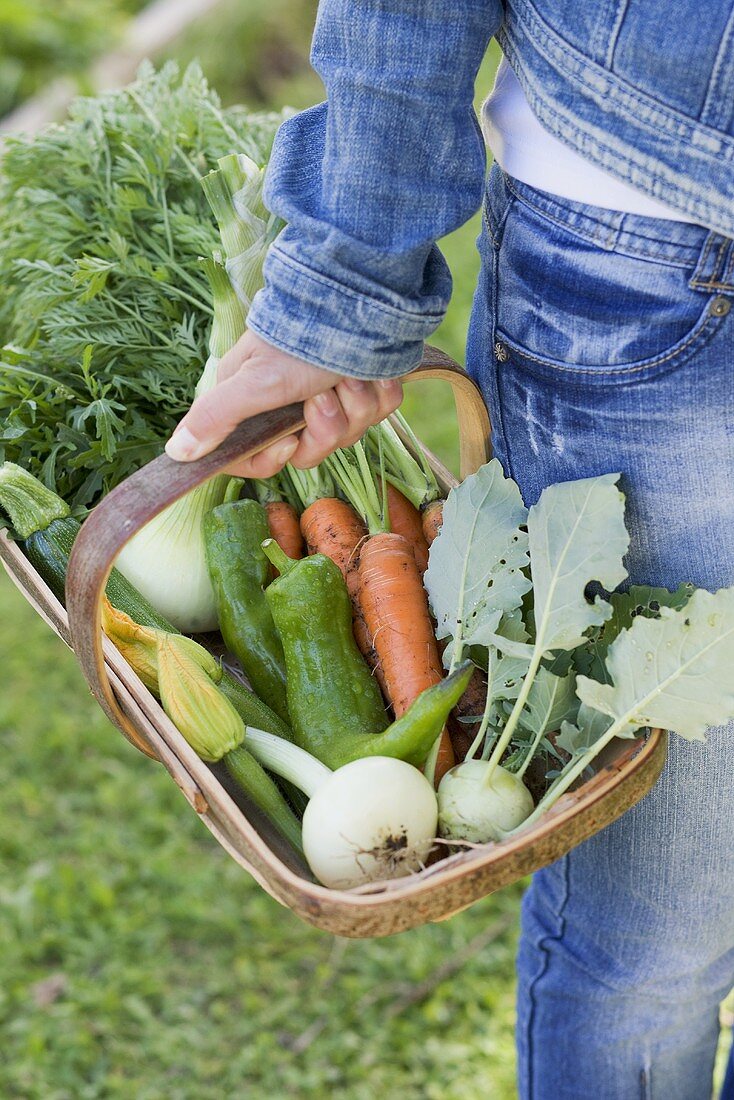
left=165, top=355, right=338, bottom=462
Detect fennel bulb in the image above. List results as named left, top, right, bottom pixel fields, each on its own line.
left=115, top=471, right=228, bottom=633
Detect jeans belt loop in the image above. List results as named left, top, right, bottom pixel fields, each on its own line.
left=689, top=231, right=734, bottom=294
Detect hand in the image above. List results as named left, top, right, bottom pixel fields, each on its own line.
left=164, top=330, right=404, bottom=477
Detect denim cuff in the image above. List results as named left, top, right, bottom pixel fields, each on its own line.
left=246, top=242, right=449, bottom=380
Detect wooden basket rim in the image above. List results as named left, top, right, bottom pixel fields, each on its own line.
left=0, top=347, right=668, bottom=933
left=0, top=525, right=664, bottom=911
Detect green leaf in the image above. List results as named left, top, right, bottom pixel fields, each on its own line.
left=425, top=459, right=531, bottom=659
left=577, top=586, right=734, bottom=742
left=556, top=702, right=621, bottom=757
left=0, top=64, right=287, bottom=509
left=520, top=668, right=579, bottom=739
left=574, top=583, right=694, bottom=683
left=528, top=473, right=629, bottom=653
left=490, top=653, right=530, bottom=703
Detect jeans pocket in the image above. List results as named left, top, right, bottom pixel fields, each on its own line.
left=493, top=182, right=728, bottom=379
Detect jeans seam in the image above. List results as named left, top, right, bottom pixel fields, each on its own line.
left=485, top=181, right=517, bottom=251
left=688, top=233, right=734, bottom=290
left=502, top=174, right=706, bottom=267
left=712, top=237, right=729, bottom=283
left=604, top=0, right=630, bottom=68
left=525, top=857, right=572, bottom=1100
left=689, top=235, right=718, bottom=291
left=482, top=198, right=498, bottom=248
left=690, top=279, right=734, bottom=291
left=502, top=172, right=617, bottom=251
left=498, top=310, right=719, bottom=377
left=724, top=244, right=734, bottom=286
left=489, top=232, right=514, bottom=474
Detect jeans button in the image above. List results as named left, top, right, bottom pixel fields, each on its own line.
left=494, top=341, right=509, bottom=362
left=710, top=295, right=731, bottom=317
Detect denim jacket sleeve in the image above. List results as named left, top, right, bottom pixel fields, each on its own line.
left=245, top=0, right=501, bottom=379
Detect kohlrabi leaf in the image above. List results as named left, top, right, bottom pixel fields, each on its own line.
left=577, top=586, right=734, bottom=742
left=574, top=583, right=695, bottom=683
left=520, top=669, right=579, bottom=738
left=490, top=652, right=531, bottom=702
left=497, top=608, right=531, bottom=645
left=542, top=649, right=577, bottom=677
left=476, top=609, right=535, bottom=661
left=425, top=459, right=531, bottom=656
left=528, top=474, right=629, bottom=653
left=556, top=702, right=620, bottom=756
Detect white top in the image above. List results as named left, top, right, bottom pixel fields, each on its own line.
left=481, top=59, right=698, bottom=224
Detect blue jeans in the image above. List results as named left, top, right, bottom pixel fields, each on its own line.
left=467, top=164, right=734, bottom=1100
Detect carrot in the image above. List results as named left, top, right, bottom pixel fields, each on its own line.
left=252, top=475, right=304, bottom=575
left=264, top=501, right=304, bottom=573
left=421, top=498, right=444, bottom=546
left=300, top=497, right=366, bottom=579
left=384, top=482, right=430, bottom=574
left=300, top=496, right=388, bottom=692
left=356, top=531, right=455, bottom=784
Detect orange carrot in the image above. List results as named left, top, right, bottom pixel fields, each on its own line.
left=299, top=497, right=388, bottom=692
left=356, top=532, right=455, bottom=784
left=264, top=501, right=304, bottom=574
left=421, top=499, right=444, bottom=546
left=300, top=497, right=366, bottom=578
left=384, top=482, right=430, bottom=574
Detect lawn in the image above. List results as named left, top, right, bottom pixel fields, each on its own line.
left=0, top=569, right=522, bottom=1098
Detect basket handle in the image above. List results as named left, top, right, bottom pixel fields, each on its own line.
left=66, top=345, right=490, bottom=760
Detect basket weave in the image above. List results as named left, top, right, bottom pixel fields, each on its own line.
left=0, top=346, right=666, bottom=938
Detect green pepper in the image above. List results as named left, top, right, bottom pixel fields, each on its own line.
left=263, top=542, right=389, bottom=762
left=262, top=541, right=474, bottom=770
left=357, top=661, right=474, bottom=769
left=204, top=500, right=289, bottom=725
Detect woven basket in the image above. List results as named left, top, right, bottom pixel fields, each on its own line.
left=0, top=346, right=666, bottom=938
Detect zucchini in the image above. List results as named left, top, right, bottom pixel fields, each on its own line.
left=0, top=462, right=293, bottom=739
left=23, top=515, right=170, bottom=630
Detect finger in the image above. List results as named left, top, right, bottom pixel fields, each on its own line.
left=215, top=332, right=249, bottom=384
left=334, top=378, right=403, bottom=450
left=166, top=359, right=324, bottom=462
left=288, top=388, right=350, bottom=469
left=220, top=434, right=300, bottom=480
left=334, top=377, right=381, bottom=445
left=373, top=377, right=404, bottom=421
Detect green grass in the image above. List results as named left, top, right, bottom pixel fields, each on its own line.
left=0, top=573, right=521, bottom=1098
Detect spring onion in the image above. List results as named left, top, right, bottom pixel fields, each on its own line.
left=244, top=728, right=438, bottom=889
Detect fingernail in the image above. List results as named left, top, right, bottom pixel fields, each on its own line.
left=165, top=427, right=204, bottom=461
left=344, top=377, right=367, bottom=392
left=314, top=390, right=340, bottom=417
left=378, top=378, right=401, bottom=392
left=275, top=437, right=299, bottom=463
